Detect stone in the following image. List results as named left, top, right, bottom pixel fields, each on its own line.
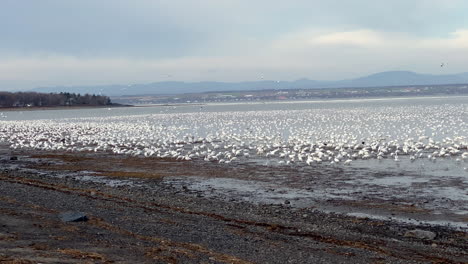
left=10, top=156, right=18, bottom=161
left=59, top=212, right=88, bottom=222
left=404, top=229, right=436, bottom=240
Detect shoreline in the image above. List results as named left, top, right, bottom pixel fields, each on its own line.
left=1, top=147, right=467, bottom=263
left=0, top=104, right=131, bottom=112
left=1, top=94, right=466, bottom=111
left=113, top=93, right=468, bottom=106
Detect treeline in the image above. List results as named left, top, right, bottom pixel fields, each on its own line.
left=0, top=92, right=112, bottom=108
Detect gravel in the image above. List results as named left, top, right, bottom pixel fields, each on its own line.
left=0, top=149, right=467, bottom=263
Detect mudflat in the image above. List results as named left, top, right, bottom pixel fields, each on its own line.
left=0, top=147, right=467, bottom=263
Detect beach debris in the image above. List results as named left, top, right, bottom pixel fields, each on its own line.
left=404, top=229, right=436, bottom=240
left=59, top=212, right=88, bottom=222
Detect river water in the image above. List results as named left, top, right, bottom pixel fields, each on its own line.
left=1, top=95, right=467, bottom=228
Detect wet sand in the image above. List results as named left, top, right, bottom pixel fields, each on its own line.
left=1, top=147, right=467, bottom=263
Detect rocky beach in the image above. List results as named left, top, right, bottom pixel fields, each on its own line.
left=1, top=146, right=467, bottom=263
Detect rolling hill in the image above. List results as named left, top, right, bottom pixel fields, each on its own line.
left=32, top=71, right=468, bottom=96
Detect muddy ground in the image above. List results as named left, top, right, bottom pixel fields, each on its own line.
left=0, top=146, right=467, bottom=263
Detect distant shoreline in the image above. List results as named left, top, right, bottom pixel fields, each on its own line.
left=2, top=94, right=466, bottom=111
left=132, top=103, right=206, bottom=107
left=126, top=94, right=468, bottom=107
left=0, top=104, right=131, bottom=112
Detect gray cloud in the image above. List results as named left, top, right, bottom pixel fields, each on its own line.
left=0, top=0, right=467, bottom=90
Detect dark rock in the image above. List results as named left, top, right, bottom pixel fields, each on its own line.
left=59, top=212, right=88, bottom=222
left=404, top=229, right=436, bottom=240
left=10, top=156, right=18, bottom=161
left=284, top=200, right=290, bottom=204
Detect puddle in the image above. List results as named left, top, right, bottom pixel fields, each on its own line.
left=164, top=170, right=468, bottom=230
left=71, top=175, right=141, bottom=187
left=352, top=176, right=430, bottom=186
left=348, top=212, right=468, bottom=230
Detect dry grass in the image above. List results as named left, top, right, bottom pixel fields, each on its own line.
left=50, top=236, right=68, bottom=241
left=94, top=170, right=165, bottom=178
left=30, top=153, right=94, bottom=163
left=59, top=224, right=80, bottom=233
left=0, top=257, right=35, bottom=264
left=57, top=248, right=107, bottom=261
left=324, top=247, right=357, bottom=257
left=25, top=150, right=240, bottom=182
left=87, top=217, right=254, bottom=264
left=0, top=233, right=18, bottom=241
left=350, top=218, right=385, bottom=226
left=30, top=243, right=50, bottom=251
left=145, top=247, right=183, bottom=264
left=27, top=152, right=215, bottom=180
left=0, top=196, right=18, bottom=204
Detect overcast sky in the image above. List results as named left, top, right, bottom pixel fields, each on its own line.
left=1, top=0, right=467, bottom=90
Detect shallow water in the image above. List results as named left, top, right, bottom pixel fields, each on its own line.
left=1, top=95, right=467, bottom=178
left=2, top=95, right=468, bottom=120
left=1, top=96, right=467, bottom=227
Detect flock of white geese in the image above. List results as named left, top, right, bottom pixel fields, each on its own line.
left=0, top=103, right=467, bottom=168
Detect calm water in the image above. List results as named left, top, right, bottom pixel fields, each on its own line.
left=1, top=95, right=467, bottom=227
left=2, top=95, right=467, bottom=177
left=3, top=95, right=468, bottom=121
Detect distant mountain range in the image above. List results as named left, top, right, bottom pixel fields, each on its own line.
left=32, top=71, right=468, bottom=96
